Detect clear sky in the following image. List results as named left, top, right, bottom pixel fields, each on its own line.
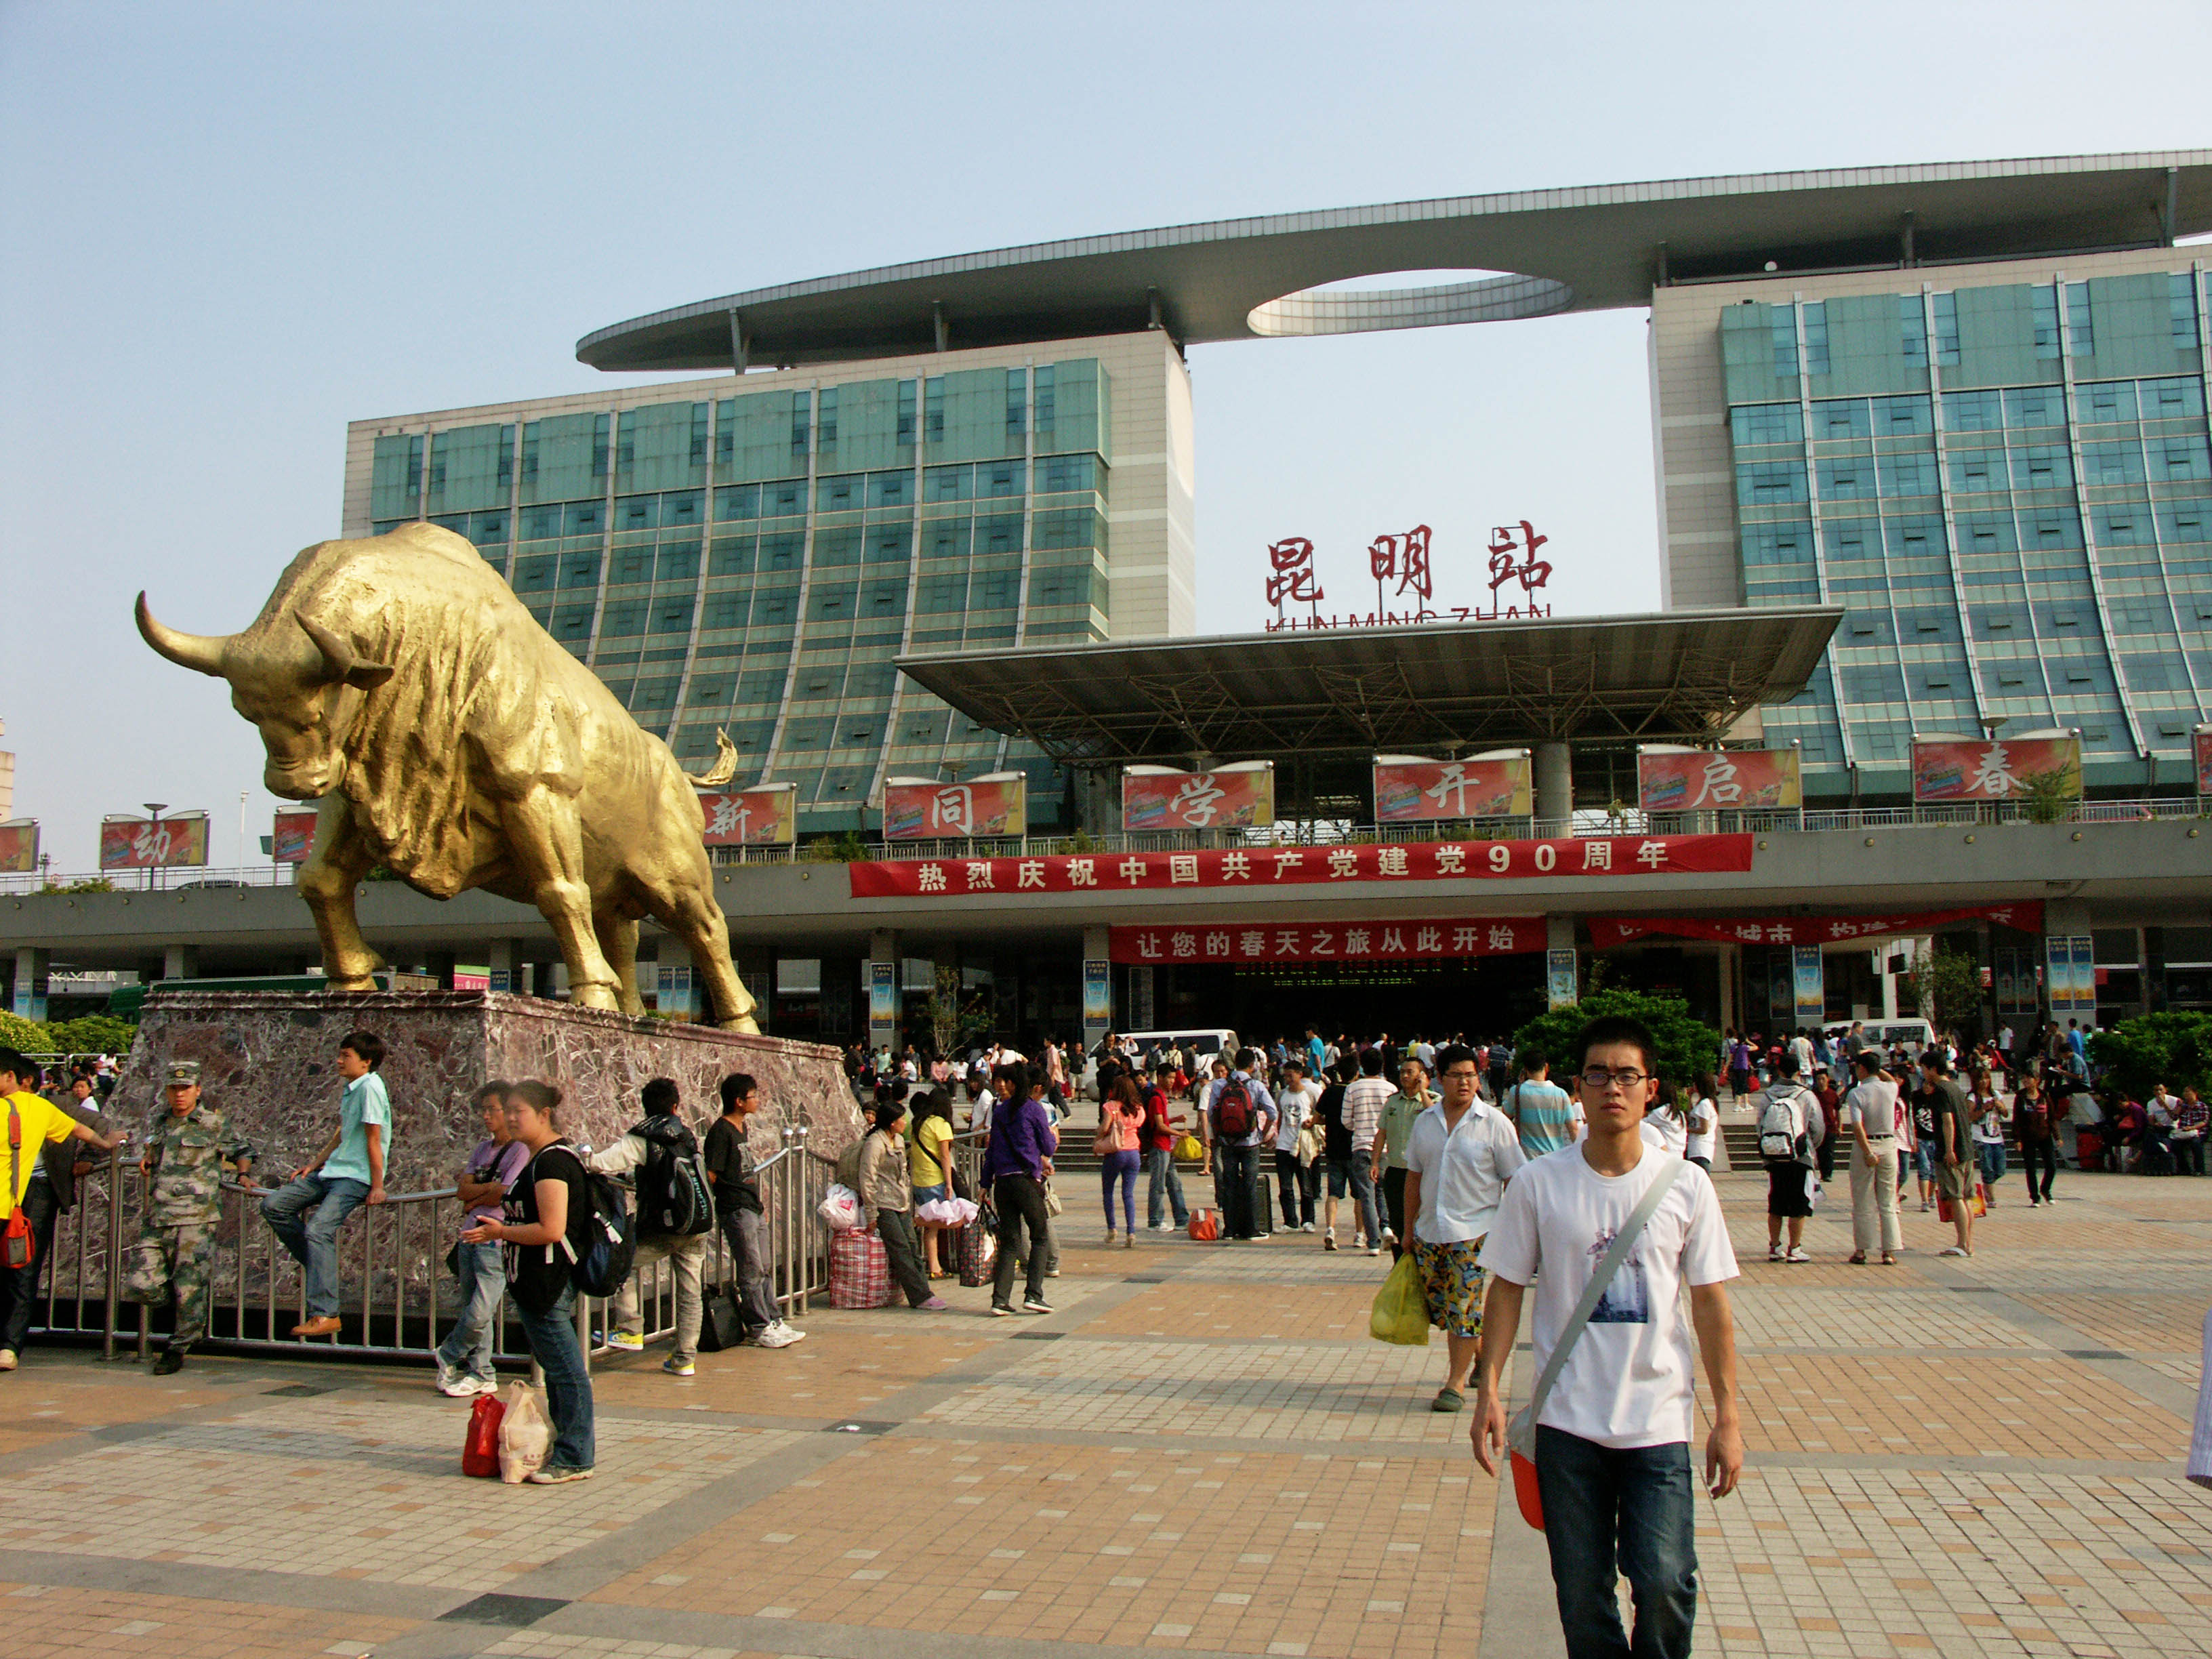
left=4, top=1, right=2208, bottom=871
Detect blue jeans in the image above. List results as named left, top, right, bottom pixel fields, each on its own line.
left=1534, top=1427, right=1698, bottom=1659
left=1326, top=1155, right=1381, bottom=1245
left=1100, top=1149, right=1139, bottom=1231
left=435, top=1240, right=506, bottom=1382
left=515, top=1284, right=594, bottom=1473
left=260, top=1173, right=370, bottom=1319
left=1145, top=1147, right=1189, bottom=1228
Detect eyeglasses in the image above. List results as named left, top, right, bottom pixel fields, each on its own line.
left=1578, top=1067, right=1650, bottom=1091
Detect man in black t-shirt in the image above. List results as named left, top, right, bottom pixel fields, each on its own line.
left=1922, top=1053, right=1977, bottom=1258
left=703, top=1073, right=804, bottom=1349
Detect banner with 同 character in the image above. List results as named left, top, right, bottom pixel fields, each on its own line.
left=698, top=784, right=798, bottom=846
left=1373, top=753, right=1532, bottom=821
left=1911, top=733, right=2079, bottom=803
left=1122, top=762, right=1273, bottom=832
left=883, top=773, right=1027, bottom=840
left=1637, top=747, right=1801, bottom=812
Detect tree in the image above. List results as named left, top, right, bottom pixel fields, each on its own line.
left=1906, top=943, right=1983, bottom=1034
left=0, top=1010, right=139, bottom=1056
left=2018, top=765, right=2079, bottom=825
left=2087, top=1012, right=2212, bottom=1101
left=918, top=965, right=989, bottom=1059
left=1511, top=987, right=1722, bottom=1104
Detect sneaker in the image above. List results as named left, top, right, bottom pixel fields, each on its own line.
left=662, top=1355, right=696, bottom=1376
left=605, top=1330, right=645, bottom=1353
left=438, top=1370, right=486, bottom=1398
left=990, top=1304, right=1017, bottom=1318
left=920, top=1296, right=949, bottom=1311
left=1785, top=1247, right=1811, bottom=1264
left=1323, top=1235, right=1338, bottom=1252
left=434, top=1361, right=466, bottom=1394
left=1300, top=1221, right=1315, bottom=1233
left=526, top=1465, right=594, bottom=1485
left=1047, top=1269, right=1060, bottom=1278
left=756, top=1322, right=806, bottom=1349
left=1365, top=1246, right=1380, bottom=1257
left=1022, top=1297, right=1054, bottom=1315
left=0, top=1349, right=16, bottom=1372
left=1768, top=1246, right=1785, bottom=1262
left=1254, top=1231, right=1272, bottom=1240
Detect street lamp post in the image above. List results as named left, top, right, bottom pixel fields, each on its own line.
left=142, top=802, right=166, bottom=893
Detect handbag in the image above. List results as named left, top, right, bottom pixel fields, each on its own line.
left=1506, top=1155, right=1688, bottom=1531
left=1187, top=1208, right=1219, bottom=1242
left=1042, top=1179, right=1063, bottom=1218
left=1093, top=1107, right=1124, bottom=1158
left=3, top=1102, right=33, bottom=1272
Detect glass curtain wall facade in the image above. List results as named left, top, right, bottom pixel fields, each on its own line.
left=1718, top=264, right=2212, bottom=794
left=361, top=359, right=1116, bottom=831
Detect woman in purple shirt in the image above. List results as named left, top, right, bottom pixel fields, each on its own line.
left=433, top=1082, right=530, bottom=1397
left=983, top=1063, right=1059, bottom=1318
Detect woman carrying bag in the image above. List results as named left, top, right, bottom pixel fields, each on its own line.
left=1096, top=1076, right=1145, bottom=1247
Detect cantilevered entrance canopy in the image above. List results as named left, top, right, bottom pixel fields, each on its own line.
left=895, top=607, right=1843, bottom=767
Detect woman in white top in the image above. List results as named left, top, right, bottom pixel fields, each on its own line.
left=1682, top=1074, right=1719, bottom=1170
left=1970, top=1069, right=2008, bottom=1200
left=1641, top=1090, right=1690, bottom=1155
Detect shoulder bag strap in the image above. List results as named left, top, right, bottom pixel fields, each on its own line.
left=6, top=1101, right=18, bottom=1217
left=1509, top=1155, right=1689, bottom=1459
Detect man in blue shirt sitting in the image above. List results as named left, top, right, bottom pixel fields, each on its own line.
left=261, top=1029, right=390, bottom=1338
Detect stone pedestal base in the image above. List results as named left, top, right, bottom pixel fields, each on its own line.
left=117, top=989, right=859, bottom=1191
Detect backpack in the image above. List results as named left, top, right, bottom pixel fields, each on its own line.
left=1214, top=1076, right=1255, bottom=1139
left=547, top=1145, right=636, bottom=1297
left=1758, top=1087, right=1812, bottom=1164
left=632, top=1116, right=714, bottom=1239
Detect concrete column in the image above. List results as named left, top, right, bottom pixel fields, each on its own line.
left=163, top=942, right=197, bottom=981
left=424, top=948, right=457, bottom=990
left=12, top=946, right=49, bottom=1021
left=867, top=929, right=899, bottom=1052
left=1544, top=915, right=1578, bottom=1010
left=1082, top=923, right=1111, bottom=1053
left=1716, top=942, right=1738, bottom=1037
left=486, top=938, right=523, bottom=995
left=1534, top=742, right=1574, bottom=827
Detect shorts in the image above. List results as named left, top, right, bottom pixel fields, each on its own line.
left=911, top=1183, right=949, bottom=1207
left=1409, top=1236, right=1486, bottom=1338
left=1324, top=1157, right=1355, bottom=1198
left=1933, top=1158, right=1975, bottom=1202
left=1913, top=1139, right=1938, bottom=1181
left=1765, top=1160, right=1814, bottom=1218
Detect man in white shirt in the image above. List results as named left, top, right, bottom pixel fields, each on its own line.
left=1843, top=1050, right=1902, bottom=1265
left=1403, top=1044, right=1525, bottom=1414
left=1340, top=1050, right=1396, bottom=1253
left=1473, top=1013, right=1742, bottom=1659
left=1271, top=1059, right=1322, bottom=1233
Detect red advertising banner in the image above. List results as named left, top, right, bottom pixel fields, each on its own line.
left=1588, top=901, right=2045, bottom=951
left=1122, top=764, right=1274, bottom=832
left=883, top=775, right=1026, bottom=840
left=699, top=785, right=798, bottom=846
left=1911, top=735, right=2080, bottom=802
left=1373, top=756, right=1531, bottom=821
left=0, top=820, right=36, bottom=874
left=1111, top=918, right=1542, bottom=964
left=2196, top=730, right=2212, bottom=796
left=271, top=811, right=319, bottom=865
left=848, top=833, right=1753, bottom=898
left=1637, top=748, right=1801, bottom=812
left=99, top=814, right=209, bottom=870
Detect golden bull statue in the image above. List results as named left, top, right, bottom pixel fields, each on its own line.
left=136, top=523, right=759, bottom=1031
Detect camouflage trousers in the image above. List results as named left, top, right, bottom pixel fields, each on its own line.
left=123, top=1222, right=218, bottom=1346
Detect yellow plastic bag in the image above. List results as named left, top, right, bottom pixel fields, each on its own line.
left=1369, top=1251, right=1430, bottom=1346
left=1173, top=1134, right=1204, bottom=1163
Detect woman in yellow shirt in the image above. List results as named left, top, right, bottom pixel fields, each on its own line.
left=0, top=1048, right=123, bottom=1372
left=907, top=1091, right=958, bottom=1279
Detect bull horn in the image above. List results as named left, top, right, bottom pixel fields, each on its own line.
left=135, top=592, right=231, bottom=678
left=298, top=615, right=395, bottom=691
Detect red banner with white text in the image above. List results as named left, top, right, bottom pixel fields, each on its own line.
left=1588, top=901, right=2044, bottom=951
left=847, top=834, right=1753, bottom=898
left=1111, top=918, right=1543, bottom=964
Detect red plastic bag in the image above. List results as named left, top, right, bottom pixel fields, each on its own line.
left=1511, top=1450, right=1544, bottom=1530
left=462, top=1391, right=505, bottom=1478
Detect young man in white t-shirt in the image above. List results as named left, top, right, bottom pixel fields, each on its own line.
left=1473, top=1014, right=1743, bottom=1659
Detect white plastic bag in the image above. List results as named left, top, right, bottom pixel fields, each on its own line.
left=817, top=1183, right=863, bottom=1231
left=497, top=1382, right=551, bottom=1484
left=916, top=1195, right=978, bottom=1228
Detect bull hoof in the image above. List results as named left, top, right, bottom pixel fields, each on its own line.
left=718, top=1016, right=761, bottom=1035
left=571, top=984, right=621, bottom=1012
left=324, top=975, right=379, bottom=993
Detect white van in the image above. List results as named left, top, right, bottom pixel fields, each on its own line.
left=1823, top=1018, right=1936, bottom=1057
left=1082, top=1029, right=1240, bottom=1101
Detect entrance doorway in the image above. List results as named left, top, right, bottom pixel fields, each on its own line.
left=1153, top=957, right=1548, bottom=1052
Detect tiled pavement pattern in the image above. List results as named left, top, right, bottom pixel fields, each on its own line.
left=0, top=1170, right=2204, bottom=1657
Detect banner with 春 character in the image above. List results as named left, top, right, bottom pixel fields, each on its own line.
left=98, top=813, right=209, bottom=869
left=1109, top=918, right=1543, bottom=964
left=698, top=785, right=798, bottom=846
left=883, top=773, right=1026, bottom=840
left=1372, top=754, right=1532, bottom=821
left=1637, top=747, right=1801, bottom=812
left=1911, top=734, right=2079, bottom=802
left=0, top=820, right=36, bottom=874
left=271, top=811, right=320, bottom=864
left=1122, top=762, right=1273, bottom=832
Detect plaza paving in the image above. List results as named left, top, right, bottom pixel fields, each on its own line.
left=0, top=1162, right=2206, bottom=1659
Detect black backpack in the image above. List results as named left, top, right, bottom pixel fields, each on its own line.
left=523, top=1142, right=635, bottom=1298
left=633, top=1116, right=715, bottom=1239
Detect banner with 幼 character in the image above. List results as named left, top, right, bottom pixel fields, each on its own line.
left=1637, top=747, right=1801, bottom=812
left=98, top=813, right=209, bottom=869
left=698, top=784, right=797, bottom=846
left=1122, top=762, right=1274, bottom=832
left=883, top=773, right=1027, bottom=840
left=1109, top=918, right=1543, bottom=964
left=1911, top=733, right=2079, bottom=803
left=1372, top=753, right=1531, bottom=821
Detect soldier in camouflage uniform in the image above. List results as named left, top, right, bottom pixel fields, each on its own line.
left=123, top=1061, right=253, bottom=1374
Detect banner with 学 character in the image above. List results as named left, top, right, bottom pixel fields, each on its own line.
left=1122, top=762, right=1274, bottom=832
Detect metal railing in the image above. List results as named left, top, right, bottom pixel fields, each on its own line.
left=34, top=1125, right=834, bottom=1371
left=1, top=863, right=297, bottom=895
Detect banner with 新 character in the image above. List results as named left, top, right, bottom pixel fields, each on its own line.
left=271, top=811, right=320, bottom=864
left=1586, top=901, right=2044, bottom=950
left=699, top=785, right=798, bottom=846
left=98, top=814, right=209, bottom=869
left=0, top=820, right=36, bottom=874
left=1911, top=735, right=2079, bottom=802
left=883, top=773, right=1026, bottom=840
left=1110, top=918, right=1542, bottom=964
left=1637, top=747, right=1801, bottom=811
left=848, top=833, right=1754, bottom=897
left=1372, top=755, right=1531, bottom=821
left=1122, top=762, right=1274, bottom=831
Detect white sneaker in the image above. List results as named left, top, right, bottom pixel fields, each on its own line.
left=434, top=1361, right=465, bottom=1394
left=0, top=1349, right=16, bottom=1372
left=1300, top=1221, right=1316, bottom=1233
left=437, top=1370, right=485, bottom=1398
left=1785, top=1247, right=1811, bottom=1264
left=757, top=1322, right=806, bottom=1349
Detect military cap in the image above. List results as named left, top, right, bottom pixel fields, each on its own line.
left=163, top=1060, right=201, bottom=1086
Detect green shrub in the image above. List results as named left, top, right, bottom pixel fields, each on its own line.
left=1512, top=987, right=1722, bottom=1101
left=2086, top=1012, right=2212, bottom=1101
left=0, top=1010, right=140, bottom=1058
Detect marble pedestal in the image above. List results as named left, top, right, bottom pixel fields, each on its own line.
left=117, top=989, right=860, bottom=1191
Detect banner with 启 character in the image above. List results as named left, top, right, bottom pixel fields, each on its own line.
left=271, top=810, right=320, bottom=864
left=697, top=783, right=798, bottom=846
left=98, top=812, right=209, bottom=869
left=1122, top=762, right=1274, bottom=832
left=1637, top=746, right=1801, bottom=813
left=0, top=819, right=36, bottom=874
left=1911, top=732, right=2080, bottom=803
left=882, top=773, right=1026, bottom=840
left=1372, top=752, right=1532, bottom=821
